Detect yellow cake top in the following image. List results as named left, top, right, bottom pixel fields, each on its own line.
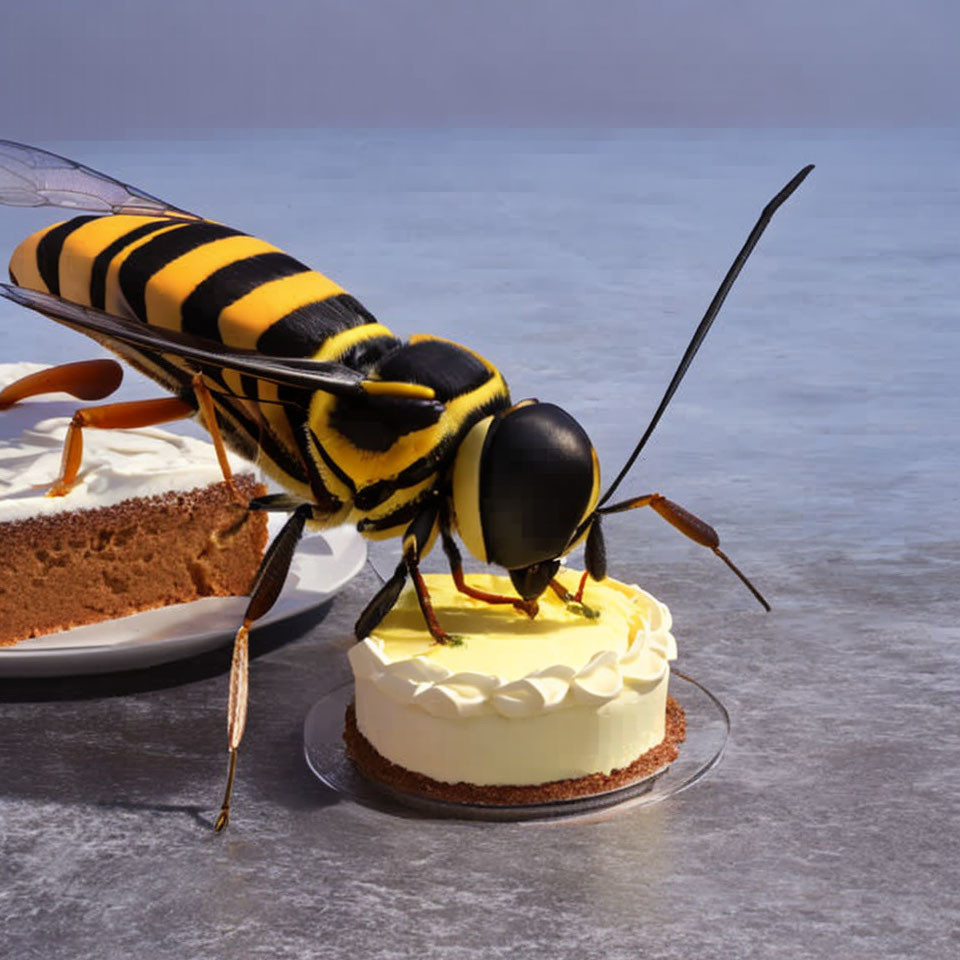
left=374, top=570, right=651, bottom=680
left=348, top=570, right=677, bottom=720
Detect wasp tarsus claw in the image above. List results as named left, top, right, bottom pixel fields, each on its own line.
left=432, top=633, right=465, bottom=647
left=224, top=478, right=248, bottom=507
left=514, top=599, right=539, bottom=619
left=566, top=601, right=600, bottom=620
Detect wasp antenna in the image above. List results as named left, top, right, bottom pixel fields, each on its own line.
left=713, top=547, right=771, bottom=612
left=597, top=164, right=814, bottom=508
left=597, top=491, right=771, bottom=610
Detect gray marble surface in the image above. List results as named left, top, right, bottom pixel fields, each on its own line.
left=1, top=131, right=959, bottom=958
left=2, top=548, right=958, bottom=959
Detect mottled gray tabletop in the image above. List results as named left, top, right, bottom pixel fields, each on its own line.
left=2, top=546, right=958, bottom=960
left=2, top=131, right=959, bottom=959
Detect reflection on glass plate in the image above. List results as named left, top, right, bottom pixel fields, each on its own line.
left=303, top=669, right=729, bottom=823
left=0, top=519, right=366, bottom=677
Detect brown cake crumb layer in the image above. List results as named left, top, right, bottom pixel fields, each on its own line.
left=0, top=476, right=267, bottom=646
left=344, top=697, right=687, bottom=806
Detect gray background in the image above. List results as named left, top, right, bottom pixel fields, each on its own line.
left=1, top=0, right=958, bottom=135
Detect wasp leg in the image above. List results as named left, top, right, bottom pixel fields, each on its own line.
left=248, top=493, right=311, bottom=513
left=573, top=570, right=590, bottom=604
left=355, top=560, right=409, bottom=640
left=191, top=373, right=246, bottom=505
left=355, top=501, right=459, bottom=643
left=0, top=358, right=123, bottom=410
left=407, top=560, right=462, bottom=646
left=215, top=502, right=313, bottom=833
left=598, top=493, right=770, bottom=610
left=549, top=579, right=572, bottom=602
left=47, top=396, right=194, bottom=497
left=439, top=526, right=538, bottom=619
left=397, top=499, right=464, bottom=645
left=548, top=574, right=599, bottom=618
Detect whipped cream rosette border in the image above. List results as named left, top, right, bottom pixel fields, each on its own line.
left=348, top=583, right=677, bottom=720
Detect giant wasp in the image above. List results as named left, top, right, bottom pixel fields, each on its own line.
left=0, top=141, right=812, bottom=828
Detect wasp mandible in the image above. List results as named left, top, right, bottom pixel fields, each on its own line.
left=0, top=141, right=812, bottom=828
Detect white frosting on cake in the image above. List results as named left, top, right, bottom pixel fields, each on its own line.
left=348, top=571, right=678, bottom=786
left=0, top=362, right=253, bottom=522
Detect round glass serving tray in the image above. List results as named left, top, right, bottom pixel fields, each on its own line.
left=303, top=668, right=729, bottom=823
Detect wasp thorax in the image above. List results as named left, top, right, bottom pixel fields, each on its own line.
left=451, top=402, right=600, bottom=583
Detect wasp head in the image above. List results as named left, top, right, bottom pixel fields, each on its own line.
left=451, top=401, right=601, bottom=600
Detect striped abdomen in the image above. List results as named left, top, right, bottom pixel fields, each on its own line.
left=9, top=214, right=511, bottom=537
left=9, top=214, right=401, bottom=506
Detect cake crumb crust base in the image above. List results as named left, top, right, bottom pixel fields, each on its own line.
left=344, top=697, right=686, bottom=806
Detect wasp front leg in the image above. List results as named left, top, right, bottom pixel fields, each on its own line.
left=191, top=373, right=246, bottom=505
left=548, top=574, right=599, bottom=619
left=354, top=498, right=462, bottom=645
left=438, top=506, right=538, bottom=619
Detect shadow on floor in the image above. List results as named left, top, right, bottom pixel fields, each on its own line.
left=0, top=601, right=334, bottom=703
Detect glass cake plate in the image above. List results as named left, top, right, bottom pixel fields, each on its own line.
left=302, top=668, right=729, bottom=822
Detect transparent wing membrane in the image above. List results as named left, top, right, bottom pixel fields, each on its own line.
left=0, top=140, right=198, bottom=219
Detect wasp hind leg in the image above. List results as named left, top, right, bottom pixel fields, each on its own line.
left=48, top=395, right=195, bottom=497
left=215, top=502, right=314, bottom=832
left=0, top=358, right=123, bottom=410
left=0, top=357, right=194, bottom=496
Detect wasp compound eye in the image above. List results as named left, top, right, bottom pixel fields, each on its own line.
left=479, top=402, right=596, bottom=570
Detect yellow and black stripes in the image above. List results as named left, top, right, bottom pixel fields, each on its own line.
left=309, top=334, right=511, bottom=538
left=116, top=221, right=246, bottom=325
left=89, top=219, right=180, bottom=308
left=35, top=215, right=99, bottom=294
left=10, top=215, right=341, bottom=499
left=8, top=211, right=512, bottom=547
left=181, top=252, right=311, bottom=340
left=257, top=293, right=379, bottom=356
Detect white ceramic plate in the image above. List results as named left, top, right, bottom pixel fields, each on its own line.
left=0, top=518, right=366, bottom=677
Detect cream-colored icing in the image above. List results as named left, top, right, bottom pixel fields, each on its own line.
left=0, top=362, right=254, bottom=522
left=348, top=571, right=677, bottom=786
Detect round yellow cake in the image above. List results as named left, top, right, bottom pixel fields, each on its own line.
left=346, top=569, right=684, bottom=802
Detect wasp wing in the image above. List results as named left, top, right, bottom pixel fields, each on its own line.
left=0, top=283, right=441, bottom=408
left=0, top=140, right=199, bottom=219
